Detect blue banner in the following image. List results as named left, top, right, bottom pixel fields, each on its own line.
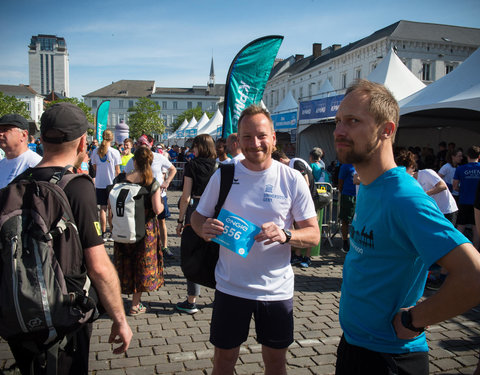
left=96, top=100, right=110, bottom=142
left=222, top=36, right=284, bottom=138
left=271, top=111, right=297, bottom=130
left=298, top=94, right=344, bottom=122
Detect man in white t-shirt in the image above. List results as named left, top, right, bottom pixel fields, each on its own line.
left=191, top=105, right=320, bottom=375
left=0, top=114, right=42, bottom=188
left=226, top=132, right=245, bottom=163
left=125, top=135, right=177, bottom=257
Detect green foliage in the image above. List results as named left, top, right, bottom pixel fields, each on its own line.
left=127, top=97, right=165, bottom=139
left=171, top=107, right=213, bottom=132
left=0, top=92, right=31, bottom=119
left=46, top=98, right=95, bottom=135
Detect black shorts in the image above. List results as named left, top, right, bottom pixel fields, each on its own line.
left=210, top=290, right=294, bottom=350
left=335, top=335, right=428, bottom=375
left=95, top=188, right=109, bottom=206
left=339, top=194, right=356, bottom=222
left=457, top=204, right=474, bottom=226
left=157, top=195, right=171, bottom=220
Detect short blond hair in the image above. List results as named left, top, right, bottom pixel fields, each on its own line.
left=238, top=105, right=274, bottom=133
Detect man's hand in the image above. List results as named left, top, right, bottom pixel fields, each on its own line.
left=201, top=217, right=224, bottom=241
left=392, top=307, right=426, bottom=340
left=254, top=222, right=285, bottom=245
left=109, top=320, right=133, bottom=354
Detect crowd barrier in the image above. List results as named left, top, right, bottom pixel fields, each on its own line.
left=171, top=161, right=186, bottom=189
left=315, top=182, right=341, bottom=248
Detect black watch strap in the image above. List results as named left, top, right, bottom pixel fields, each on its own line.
left=281, top=229, right=292, bottom=244
left=401, top=309, right=424, bottom=333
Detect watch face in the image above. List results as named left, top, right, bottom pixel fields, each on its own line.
left=284, top=229, right=292, bottom=243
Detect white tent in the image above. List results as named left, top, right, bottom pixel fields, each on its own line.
left=197, top=109, right=223, bottom=138
left=397, top=47, right=480, bottom=149
left=316, top=79, right=335, bottom=98
left=272, top=91, right=298, bottom=114
left=169, top=119, right=188, bottom=140
left=184, top=116, right=197, bottom=132
left=189, top=113, right=209, bottom=136
left=368, top=48, right=425, bottom=101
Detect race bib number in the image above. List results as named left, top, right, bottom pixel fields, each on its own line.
left=212, top=209, right=261, bottom=258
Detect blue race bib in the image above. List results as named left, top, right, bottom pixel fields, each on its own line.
left=212, top=209, right=261, bottom=258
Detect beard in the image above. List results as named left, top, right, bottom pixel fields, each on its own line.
left=335, top=135, right=380, bottom=165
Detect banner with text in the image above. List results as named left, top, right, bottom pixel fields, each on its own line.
left=96, top=100, right=110, bottom=142
left=298, top=94, right=344, bottom=122
left=271, top=111, right=297, bottom=130
left=222, top=35, right=284, bottom=138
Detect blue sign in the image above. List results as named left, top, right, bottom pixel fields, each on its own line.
left=177, top=130, right=184, bottom=138
left=212, top=209, right=261, bottom=258
left=298, top=94, right=344, bottom=122
left=186, top=128, right=197, bottom=138
left=271, top=111, right=297, bottom=130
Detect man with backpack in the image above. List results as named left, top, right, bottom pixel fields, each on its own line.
left=1, top=102, right=132, bottom=374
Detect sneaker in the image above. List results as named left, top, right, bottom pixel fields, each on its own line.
left=163, top=247, right=175, bottom=259
left=341, top=239, right=350, bottom=254
left=103, top=232, right=113, bottom=242
left=290, top=254, right=302, bottom=265
left=299, top=256, right=311, bottom=268
left=176, top=300, right=198, bottom=314
left=426, top=274, right=446, bottom=291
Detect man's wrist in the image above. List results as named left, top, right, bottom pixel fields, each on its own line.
left=401, top=309, right=425, bottom=333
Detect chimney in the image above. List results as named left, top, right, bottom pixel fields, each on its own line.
left=313, top=43, right=322, bottom=58
left=332, top=44, right=341, bottom=51
left=295, top=54, right=304, bottom=62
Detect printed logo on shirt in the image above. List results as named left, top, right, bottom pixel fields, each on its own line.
left=94, top=221, right=102, bottom=236
left=263, top=184, right=287, bottom=202
left=350, top=223, right=374, bottom=252
left=233, top=178, right=240, bottom=185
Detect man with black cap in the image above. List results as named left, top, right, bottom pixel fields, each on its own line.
left=0, top=113, right=42, bottom=188
left=8, top=102, right=132, bottom=374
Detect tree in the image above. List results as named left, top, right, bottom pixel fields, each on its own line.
left=127, top=97, right=165, bottom=140
left=0, top=92, right=31, bottom=119
left=171, top=107, right=213, bottom=132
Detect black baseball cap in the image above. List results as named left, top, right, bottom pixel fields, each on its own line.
left=41, top=102, right=93, bottom=143
left=0, top=114, right=29, bottom=130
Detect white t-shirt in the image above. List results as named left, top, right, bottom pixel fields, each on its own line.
left=216, top=157, right=231, bottom=164
left=438, top=162, right=459, bottom=196
left=125, top=152, right=173, bottom=196
left=0, top=149, right=42, bottom=188
left=229, top=153, right=245, bottom=163
left=417, top=169, right=458, bottom=214
left=91, top=147, right=122, bottom=188
left=196, top=160, right=317, bottom=301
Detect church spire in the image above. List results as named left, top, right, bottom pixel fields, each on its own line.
left=208, top=56, right=215, bottom=88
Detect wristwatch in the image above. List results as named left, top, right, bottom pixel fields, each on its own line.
left=177, top=219, right=184, bottom=224
left=281, top=229, right=292, bottom=244
left=401, top=309, right=424, bottom=333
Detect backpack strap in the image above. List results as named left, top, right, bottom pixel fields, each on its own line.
left=213, top=163, right=235, bottom=218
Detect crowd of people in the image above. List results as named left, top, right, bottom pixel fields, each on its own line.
left=0, top=79, right=479, bottom=375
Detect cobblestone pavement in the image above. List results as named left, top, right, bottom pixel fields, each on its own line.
left=1, top=189, right=479, bottom=374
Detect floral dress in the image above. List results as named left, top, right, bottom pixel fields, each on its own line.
left=113, top=176, right=164, bottom=294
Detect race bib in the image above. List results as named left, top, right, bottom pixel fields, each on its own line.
left=212, top=209, right=261, bottom=258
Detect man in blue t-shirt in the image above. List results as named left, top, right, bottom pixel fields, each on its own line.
left=333, top=79, right=480, bottom=375
left=453, top=146, right=480, bottom=248
left=338, top=163, right=356, bottom=252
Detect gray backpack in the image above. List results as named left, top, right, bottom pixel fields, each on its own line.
left=0, top=167, right=98, bottom=351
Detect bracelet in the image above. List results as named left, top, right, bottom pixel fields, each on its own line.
left=401, top=309, right=425, bottom=333
left=177, top=220, right=184, bottom=224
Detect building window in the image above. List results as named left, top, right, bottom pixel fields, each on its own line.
left=270, top=92, right=274, bottom=107
left=187, top=101, right=192, bottom=109
left=292, top=89, right=296, bottom=99
left=155, top=101, right=159, bottom=106
left=341, top=73, right=347, bottom=89
left=128, top=100, right=134, bottom=108
left=282, top=88, right=285, bottom=100
left=92, top=99, right=97, bottom=108
left=422, top=63, right=431, bottom=81
left=356, top=69, right=361, bottom=79
left=173, top=101, right=178, bottom=110
left=371, top=63, right=377, bottom=72
left=445, top=64, right=454, bottom=74
left=25, top=102, right=30, bottom=111
left=197, top=102, right=202, bottom=109
left=119, top=100, right=124, bottom=109
left=162, top=101, right=167, bottom=109
left=299, top=86, right=303, bottom=99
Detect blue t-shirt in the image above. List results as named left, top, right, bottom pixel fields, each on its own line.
left=453, top=162, right=480, bottom=205
left=339, top=167, right=469, bottom=354
left=339, top=164, right=356, bottom=196
left=311, top=161, right=324, bottom=182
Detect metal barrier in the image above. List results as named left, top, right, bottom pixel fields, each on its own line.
left=171, top=161, right=186, bottom=189
left=315, top=182, right=340, bottom=247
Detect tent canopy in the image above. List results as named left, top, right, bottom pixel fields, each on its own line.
left=272, top=91, right=298, bottom=114
left=197, top=108, right=223, bottom=137
left=368, top=48, right=425, bottom=101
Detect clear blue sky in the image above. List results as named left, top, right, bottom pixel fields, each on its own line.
left=1, top=0, right=479, bottom=99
